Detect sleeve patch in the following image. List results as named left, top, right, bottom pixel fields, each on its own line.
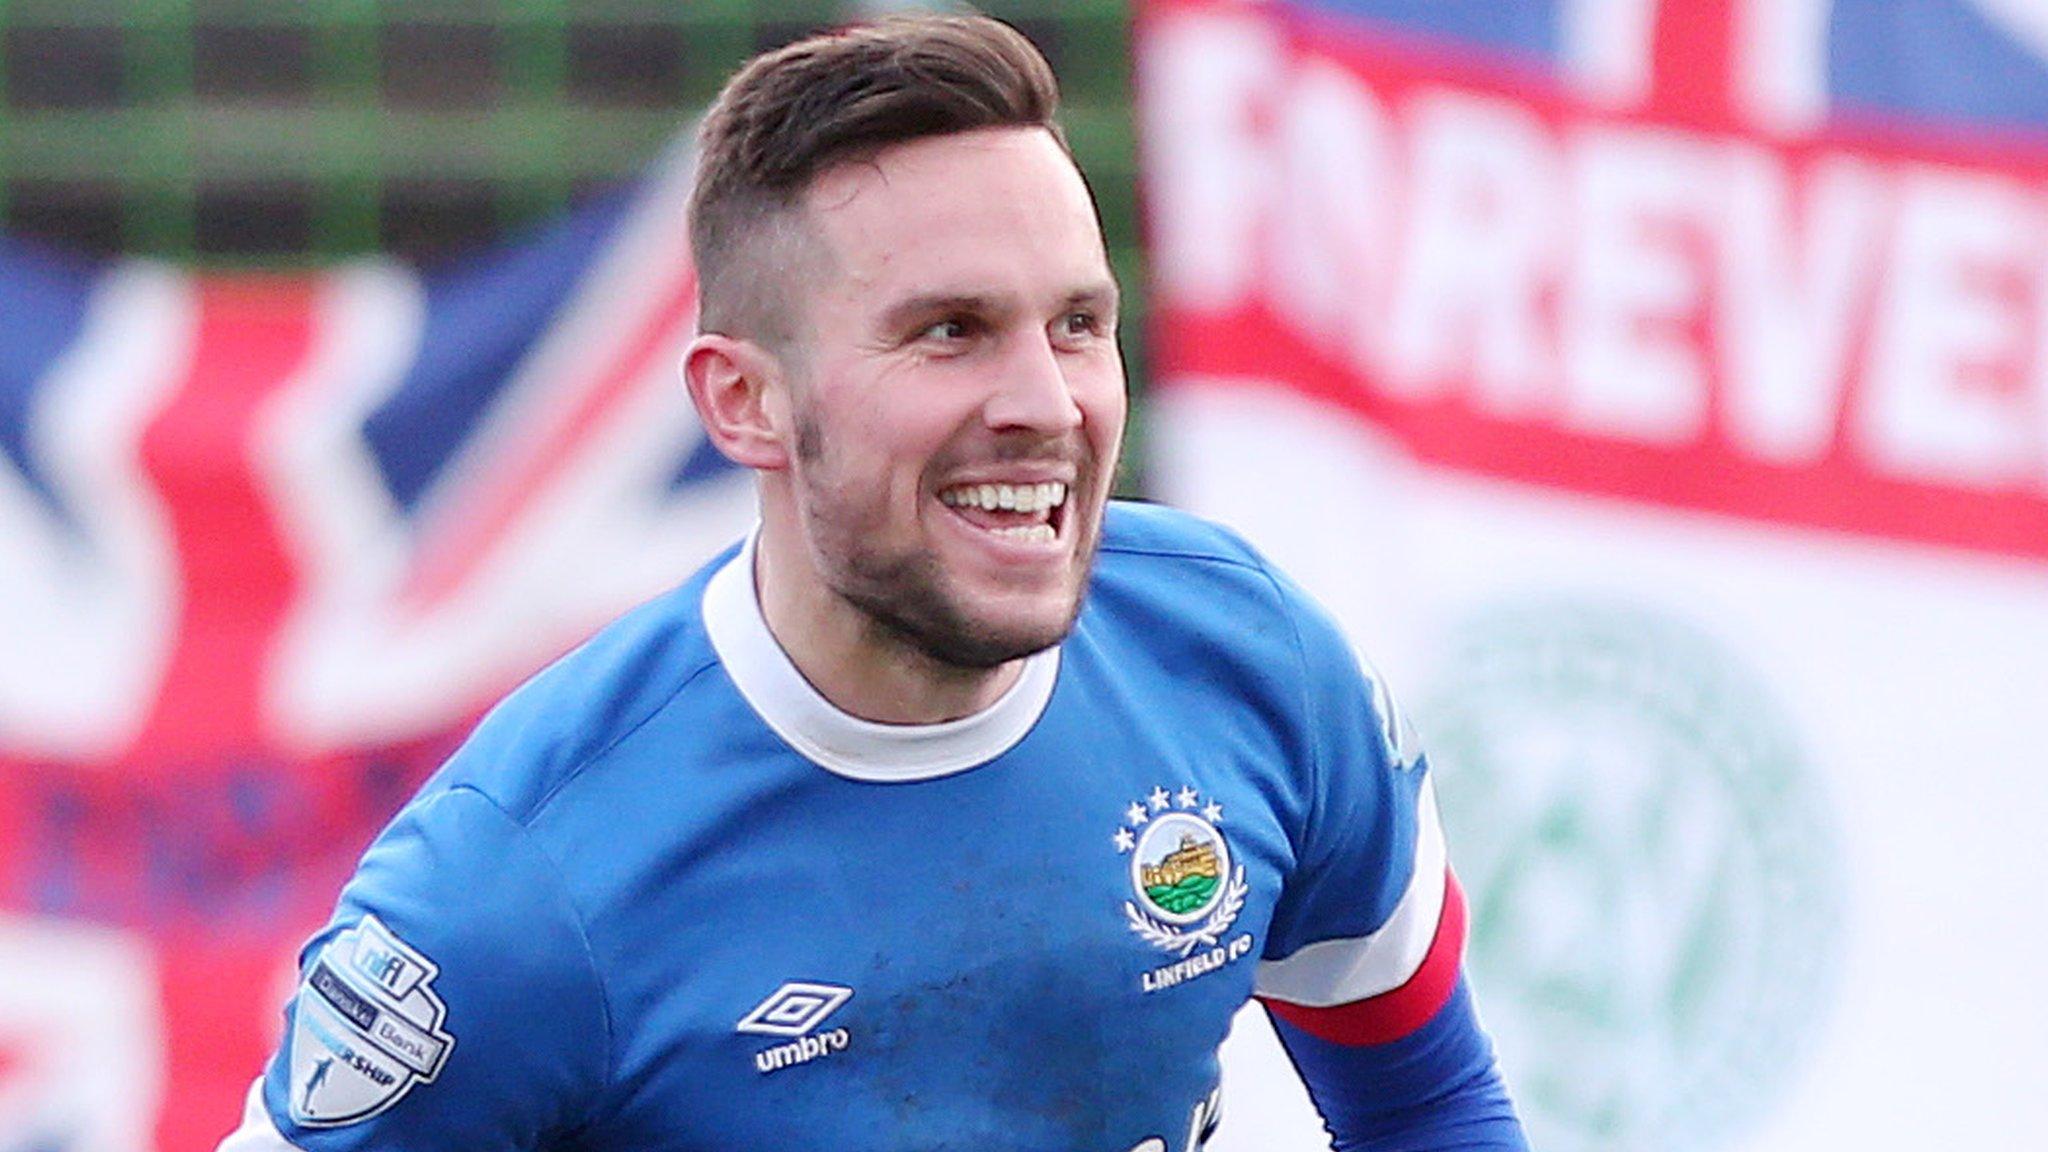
left=285, top=915, right=456, bottom=1128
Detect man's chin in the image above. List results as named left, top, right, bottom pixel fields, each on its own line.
left=916, top=609, right=1076, bottom=671
left=834, top=548, right=1091, bottom=673
left=928, top=552, right=1102, bottom=668
left=866, top=592, right=1081, bottom=672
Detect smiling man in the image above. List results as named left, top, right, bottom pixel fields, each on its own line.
left=217, top=16, right=1524, bottom=1152
left=691, top=115, right=1126, bottom=719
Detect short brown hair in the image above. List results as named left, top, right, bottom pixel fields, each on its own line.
left=689, top=15, right=1067, bottom=346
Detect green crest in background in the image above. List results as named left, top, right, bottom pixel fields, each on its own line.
left=1424, top=600, right=1845, bottom=1152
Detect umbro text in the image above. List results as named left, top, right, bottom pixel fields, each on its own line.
left=753, top=1027, right=851, bottom=1074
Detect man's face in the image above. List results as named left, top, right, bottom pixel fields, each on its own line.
left=776, top=126, right=1126, bottom=669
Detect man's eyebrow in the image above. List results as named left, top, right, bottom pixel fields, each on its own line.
left=877, top=292, right=1001, bottom=329
left=1065, top=281, right=1121, bottom=311
left=875, top=281, right=1121, bottom=330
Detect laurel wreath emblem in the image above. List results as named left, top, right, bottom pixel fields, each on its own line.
left=1124, top=866, right=1249, bottom=957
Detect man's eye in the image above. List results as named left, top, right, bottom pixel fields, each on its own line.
left=922, top=318, right=971, bottom=342
left=1060, top=311, right=1103, bottom=338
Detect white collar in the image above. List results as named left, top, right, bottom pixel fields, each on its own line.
left=700, top=529, right=1060, bottom=783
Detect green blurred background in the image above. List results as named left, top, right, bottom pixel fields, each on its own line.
left=0, top=1, right=1138, bottom=273
left=0, top=0, right=1146, bottom=470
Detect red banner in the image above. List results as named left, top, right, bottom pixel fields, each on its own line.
left=1144, top=0, right=2048, bottom=561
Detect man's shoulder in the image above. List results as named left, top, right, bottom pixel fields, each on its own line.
left=434, top=543, right=741, bottom=821
left=1089, top=501, right=1364, bottom=676
left=1089, top=500, right=1315, bottom=647
left=1094, top=499, right=1303, bottom=610
left=1098, top=499, right=1272, bottom=571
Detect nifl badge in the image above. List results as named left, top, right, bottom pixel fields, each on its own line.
left=1115, top=786, right=1253, bottom=993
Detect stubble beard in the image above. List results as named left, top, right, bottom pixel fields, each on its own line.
left=795, top=419, right=1101, bottom=672
left=833, top=542, right=1089, bottom=671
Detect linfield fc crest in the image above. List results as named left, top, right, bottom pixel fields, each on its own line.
left=1115, top=786, right=1248, bottom=958
left=286, top=915, right=455, bottom=1127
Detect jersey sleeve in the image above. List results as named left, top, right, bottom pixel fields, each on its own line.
left=217, top=784, right=609, bottom=1152
left=1252, top=575, right=1459, bottom=1039
left=1250, top=574, right=1526, bottom=1148
left=1266, top=980, right=1524, bottom=1151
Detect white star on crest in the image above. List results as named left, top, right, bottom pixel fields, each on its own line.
left=1126, top=802, right=1149, bottom=827
left=1202, top=801, right=1224, bottom=824
left=1147, top=786, right=1171, bottom=811
left=1177, top=786, right=1200, bottom=809
left=1114, top=827, right=1136, bottom=853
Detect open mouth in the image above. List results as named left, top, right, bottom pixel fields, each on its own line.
left=937, top=481, right=1069, bottom=544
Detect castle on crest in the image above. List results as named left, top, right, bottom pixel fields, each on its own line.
left=1143, top=834, right=1221, bottom=890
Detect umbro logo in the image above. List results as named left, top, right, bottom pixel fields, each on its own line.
left=737, top=982, right=854, bottom=1075
left=736, top=981, right=852, bottom=1037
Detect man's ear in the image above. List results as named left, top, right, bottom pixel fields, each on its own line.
left=681, top=334, right=792, bottom=471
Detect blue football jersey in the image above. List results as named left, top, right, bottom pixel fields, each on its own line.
left=219, top=502, right=1476, bottom=1152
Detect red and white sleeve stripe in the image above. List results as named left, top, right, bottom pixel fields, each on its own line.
left=1254, top=777, right=1468, bottom=1046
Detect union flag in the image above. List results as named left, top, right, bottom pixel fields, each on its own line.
left=0, top=139, right=751, bottom=1150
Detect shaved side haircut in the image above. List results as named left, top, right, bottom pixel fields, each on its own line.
left=688, top=15, right=1068, bottom=351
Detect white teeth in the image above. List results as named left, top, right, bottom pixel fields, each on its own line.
left=940, top=481, right=1070, bottom=513
left=992, top=524, right=1056, bottom=543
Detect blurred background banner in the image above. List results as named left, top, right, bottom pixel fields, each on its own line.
left=0, top=5, right=1138, bottom=1148
left=0, top=141, right=757, bottom=1149
left=1142, top=0, right=2048, bottom=1150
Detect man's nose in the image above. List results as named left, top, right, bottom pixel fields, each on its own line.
left=983, top=331, right=1085, bottom=433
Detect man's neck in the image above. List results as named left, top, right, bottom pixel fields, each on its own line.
left=751, top=527, right=1022, bottom=725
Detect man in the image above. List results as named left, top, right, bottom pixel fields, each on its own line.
left=219, top=16, right=1525, bottom=1151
